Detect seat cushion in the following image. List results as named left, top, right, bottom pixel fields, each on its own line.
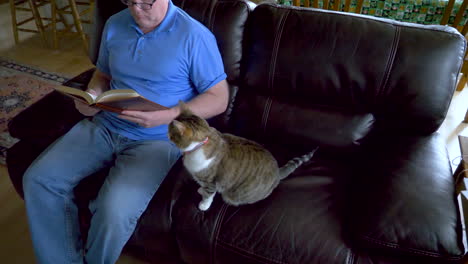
left=171, top=151, right=355, bottom=264
left=350, top=134, right=466, bottom=261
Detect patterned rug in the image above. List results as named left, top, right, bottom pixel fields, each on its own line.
left=0, top=58, right=69, bottom=165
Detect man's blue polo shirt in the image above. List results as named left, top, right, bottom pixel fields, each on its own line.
left=94, top=0, right=227, bottom=141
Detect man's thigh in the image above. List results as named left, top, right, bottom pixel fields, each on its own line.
left=24, top=119, right=115, bottom=187
left=90, top=140, right=181, bottom=219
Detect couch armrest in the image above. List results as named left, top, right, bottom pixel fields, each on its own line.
left=7, top=68, right=95, bottom=142
left=351, top=133, right=465, bottom=261
left=7, top=92, right=84, bottom=142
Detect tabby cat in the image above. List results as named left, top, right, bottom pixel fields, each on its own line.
left=168, top=102, right=318, bottom=211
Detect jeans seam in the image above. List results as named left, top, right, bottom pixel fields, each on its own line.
left=132, top=187, right=158, bottom=224
left=65, top=197, right=77, bottom=262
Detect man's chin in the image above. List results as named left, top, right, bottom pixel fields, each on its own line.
left=135, top=20, right=148, bottom=28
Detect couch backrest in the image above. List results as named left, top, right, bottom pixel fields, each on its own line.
left=172, top=0, right=254, bottom=129
left=231, top=4, right=466, bottom=152
left=88, top=1, right=126, bottom=65
left=89, top=0, right=252, bottom=86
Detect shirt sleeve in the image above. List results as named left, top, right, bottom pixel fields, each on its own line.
left=96, top=21, right=111, bottom=76
left=189, top=31, right=227, bottom=94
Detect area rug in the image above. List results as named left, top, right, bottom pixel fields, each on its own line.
left=0, top=58, right=69, bottom=165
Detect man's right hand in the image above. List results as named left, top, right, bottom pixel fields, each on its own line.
left=74, top=70, right=111, bottom=116
left=74, top=100, right=101, bottom=116
left=74, top=88, right=101, bottom=116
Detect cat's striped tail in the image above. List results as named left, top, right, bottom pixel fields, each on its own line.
left=279, top=147, right=319, bottom=180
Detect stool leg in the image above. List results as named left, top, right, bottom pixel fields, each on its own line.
left=88, top=0, right=94, bottom=25
left=464, top=109, right=468, bottom=123
left=9, top=0, right=19, bottom=44
left=50, top=0, right=58, bottom=48
left=68, top=0, right=88, bottom=52
left=55, top=1, right=72, bottom=33
left=458, top=75, right=467, bottom=91
left=27, top=0, right=48, bottom=46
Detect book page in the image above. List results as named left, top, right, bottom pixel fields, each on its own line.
left=87, top=92, right=97, bottom=101
left=96, top=89, right=139, bottom=103
left=55, top=85, right=95, bottom=104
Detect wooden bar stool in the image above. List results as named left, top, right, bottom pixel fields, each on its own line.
left=9, top=0, right=50, bottom=46
left=50, top=0, right=93, bottom=52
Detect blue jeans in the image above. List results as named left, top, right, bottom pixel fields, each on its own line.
left=22, top=118, right=180, bottom=264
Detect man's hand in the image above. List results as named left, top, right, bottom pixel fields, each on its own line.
left=74, top=89, right=101, bottom=116
left=119, top=108, right=179, bottom=128
left=118, top=79, right=229, bottom=127
left=74, top=101, right=101, bottom=116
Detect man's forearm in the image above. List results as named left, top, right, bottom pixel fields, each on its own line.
left=118, top=80, right=229, bottom=127
left=175, top=79, right=229, bottom=119
left=87, top=69, right=111, bottom=95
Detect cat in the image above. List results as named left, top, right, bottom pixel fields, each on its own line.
left=168, top=102, right=318, bottom=211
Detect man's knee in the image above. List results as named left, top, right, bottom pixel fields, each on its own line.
left=90, top=188, right=148, bottom=227
left=23, top=160, right=49, bottom=195
left=23, top=158, right=76, bottom=197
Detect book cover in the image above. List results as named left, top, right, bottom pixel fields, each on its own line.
left=55, top=85, right=169, bottom=113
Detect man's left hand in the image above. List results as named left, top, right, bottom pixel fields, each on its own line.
left=118, top=108, right=179, bottom=128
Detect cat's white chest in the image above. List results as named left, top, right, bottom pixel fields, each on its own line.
left=183, top=149, right=214, bottom=173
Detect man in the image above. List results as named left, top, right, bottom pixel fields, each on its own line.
left=22, top=0, right=228, bottom=263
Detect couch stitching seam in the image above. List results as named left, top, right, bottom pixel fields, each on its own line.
left=376, top=26, right=399, bottom=103
left=210, top=203, right=229, bottom=264
left=268, top=10, right=288, bottom=92
left=263, top=3, right=464, bottom=37
left=210, top=2, right=218, bottom=31
left=262, top=9, right=290, bottom=134
left=216, top=239, right=288, bottom=264
left=360, top=235, right=464, bottom=260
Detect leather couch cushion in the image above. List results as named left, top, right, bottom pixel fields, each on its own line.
left=232, top=3, right=466, bottom=262
left=172, top=152, right=355, bottom=264
left=351, top=134, right=465, bottom=260
left=172, top=0, right=252, bottom=84
left=232, top=94, right=375, bottom=150
left=238, top=4, right=465, bottom=137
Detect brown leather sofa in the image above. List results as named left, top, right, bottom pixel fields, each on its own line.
left=6, top=0, right=468, bottom=263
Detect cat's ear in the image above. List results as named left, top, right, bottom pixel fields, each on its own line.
left=178, top=100, right=193, bottom=115
left=172, top=120, right=186, bottom=134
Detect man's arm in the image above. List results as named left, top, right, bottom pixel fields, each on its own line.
left=180, top=79, right=229, bottom=119
left=74, top=69, right=112, bottom=116
left=86, top=69, right=111, bottom=95
left=119, top=79, right=229, bottom=127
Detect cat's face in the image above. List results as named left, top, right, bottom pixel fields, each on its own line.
left=168, top=102, right=211, bottom=150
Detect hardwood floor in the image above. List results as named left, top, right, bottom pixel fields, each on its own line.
left=0, top=1, right=93, bottom=76
left=0, top=166, right=147, bottom=264
left=0, top=165, right=35, bottom=264
left=0, top=2, right=147, bottom=264
left=1, top=1, right=468, bottom=264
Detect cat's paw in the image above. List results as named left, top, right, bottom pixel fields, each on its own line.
left=197, top=187, right=204, bottom=195
left=198, top=200, right=212, bottom=211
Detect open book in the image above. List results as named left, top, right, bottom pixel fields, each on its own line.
left=55, top=85, right=169, bottom=113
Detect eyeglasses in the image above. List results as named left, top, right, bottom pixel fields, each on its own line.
left=121, top=0, right=156, bottom=10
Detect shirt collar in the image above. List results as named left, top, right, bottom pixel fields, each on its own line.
left=130, top=0, right=177, bottom=37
